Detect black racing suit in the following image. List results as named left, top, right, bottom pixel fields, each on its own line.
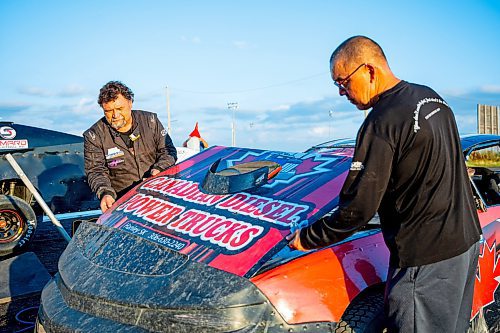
left=299, top=81, right=481, bottom=268
left=83, top=110, right=177, bottom=200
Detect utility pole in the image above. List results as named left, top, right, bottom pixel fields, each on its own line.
left=227, top=102, right=238, bottom=146
left=166, top=85, right=171, bottom=135
left=329, top=109, right=334, bottom=138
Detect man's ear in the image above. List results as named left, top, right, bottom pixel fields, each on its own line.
left=366, top=64, right=376, bottom=83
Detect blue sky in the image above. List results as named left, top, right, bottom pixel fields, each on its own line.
left=1, top=0, right=500, bottom=151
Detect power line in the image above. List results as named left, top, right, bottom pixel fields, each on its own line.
left=169, top=71, right=328, bottom=95
left=442, top=93, right=500, bottom=104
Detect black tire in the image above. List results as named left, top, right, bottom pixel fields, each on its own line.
left=335, top=291, right=386, bottom=333
left=0, top=195, right=37, bottom=257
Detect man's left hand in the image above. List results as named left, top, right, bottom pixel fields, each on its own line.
left=151, top=168, right=161, bottom=176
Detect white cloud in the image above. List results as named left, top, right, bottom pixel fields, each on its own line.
left=58, top=84, right=87, bottom=97
left=72, top=98, right=96, bottom=115
left=271, top=104, right=290, bottom=111
left=480, top=85, right=500, bottom=93
left=232, top=40, right=250, bottom=49
left=311, top=126, right=329, bottom=136
left=441, top=88, right=468, bottom=97
left=18, top=86, right=51, bottom=97
left=180, top=35, right=201, bottom=43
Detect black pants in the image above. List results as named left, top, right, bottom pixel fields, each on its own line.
left=385, top=241, right=480, bottom=333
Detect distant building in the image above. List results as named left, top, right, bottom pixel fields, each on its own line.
left=477, top=104, right=500, bottom=134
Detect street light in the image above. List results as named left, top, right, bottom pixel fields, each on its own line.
left=227, top=102, right=238, bottom=146
left=329, top=109, right=334, bottom=138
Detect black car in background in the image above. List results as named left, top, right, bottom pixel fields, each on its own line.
left=0, top=121, right=98, bottom=257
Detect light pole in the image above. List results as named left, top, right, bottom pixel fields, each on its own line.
left=166, top=85, right=171, bottom=135
left=227, top=102, right=238, bottom=146
left=329, top=109, right=334, bottom=138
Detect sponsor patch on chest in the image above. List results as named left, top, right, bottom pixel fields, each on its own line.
left=108, top=158, right=125, bottom=168
left=106, top=147, right=125, bottom=159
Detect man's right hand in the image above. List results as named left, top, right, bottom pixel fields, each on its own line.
left=100, top=194, right=116, bottom=212
left=286, top=229, right=309, bottom=251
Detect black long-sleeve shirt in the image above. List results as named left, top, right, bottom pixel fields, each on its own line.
left=300, top=81, right=481, bottom=267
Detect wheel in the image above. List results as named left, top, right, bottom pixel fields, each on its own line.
left=335, top=291, right=386, bottom=333
left=0, top=195, right=37, bottom=257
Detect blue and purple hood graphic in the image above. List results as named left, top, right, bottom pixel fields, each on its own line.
left=98, top=145, right=353, bottom=277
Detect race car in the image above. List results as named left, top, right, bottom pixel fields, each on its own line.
left=36, top=135, right=500, bottom=332
left=0, top=121, right=99, bottom=257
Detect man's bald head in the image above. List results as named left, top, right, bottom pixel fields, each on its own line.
left=329, top=36, right=400, bottom=110
left=330, top=36, right=388, bottom=69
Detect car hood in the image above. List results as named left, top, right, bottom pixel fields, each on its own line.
left=43, top=221, right=271, bottom=332
left=42, top=220, right=334, bottom=332
left=97, top=145, right=353, bottom=278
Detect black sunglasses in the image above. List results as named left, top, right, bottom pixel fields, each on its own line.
left=334, top=63, right=366, bottom=90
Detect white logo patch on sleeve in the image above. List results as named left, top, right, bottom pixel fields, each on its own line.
left=413, top=98, right=449, bottom=133
left=350, top=161, right=364, bottom=171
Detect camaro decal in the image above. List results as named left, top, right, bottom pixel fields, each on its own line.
left=0, top=126, right=16, bottom=139
left=0, top=139, right=28, bottom=149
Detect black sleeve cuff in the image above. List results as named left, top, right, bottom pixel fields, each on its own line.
left=97, top=188, right=117, bottom=200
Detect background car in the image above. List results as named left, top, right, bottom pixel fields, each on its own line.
left=0, top=121, right=99, bottom=257
left=37, top=135, right=500, bottom=332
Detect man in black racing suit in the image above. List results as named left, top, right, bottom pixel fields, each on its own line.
left=84, top=81, right=177, bottom=212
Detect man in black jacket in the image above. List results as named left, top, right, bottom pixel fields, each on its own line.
left=84, top=81, right=177, bottom=212
left=288, top=36, right=481, bottom=332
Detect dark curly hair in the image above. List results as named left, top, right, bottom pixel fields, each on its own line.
left=98, top=81, right=134, bottom=106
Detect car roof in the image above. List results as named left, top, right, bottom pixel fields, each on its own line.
left=307, top=135, right=500, bottom=154
left=0, top=122, right=83, bottom=152
left=461, top=134, right=500, bottom=151
left=304, top=138, right=356, bottom=153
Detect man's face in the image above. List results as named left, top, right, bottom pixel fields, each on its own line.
left=331, top=61, right=374, bottom=111
left=102, top=94, right=133, bottom=132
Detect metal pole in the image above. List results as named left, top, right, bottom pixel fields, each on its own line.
left=227, top=102, right=238, bottom=146
left=329, top=109, right=333, bottom=138
left=166, top=85, right=171, bottom=135
left=4, top=153, right=71, bottom=242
